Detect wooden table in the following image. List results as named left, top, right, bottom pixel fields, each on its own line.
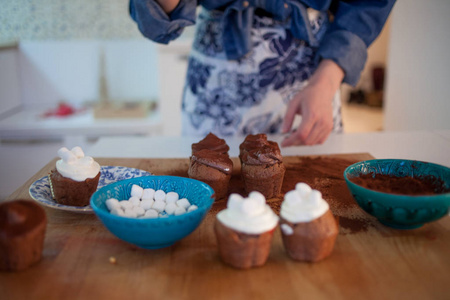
left=1, top=154, right=450, bottom=300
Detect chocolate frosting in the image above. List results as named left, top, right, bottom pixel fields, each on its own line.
left=191, top=149, right=233, bottom=175
left=239, top=134, right=283, bottom=166
left=0, top=200, right=47, bottom=237
left=192, top=133, right=230, bottom=154
left=239, top=133, right=268, bottom=153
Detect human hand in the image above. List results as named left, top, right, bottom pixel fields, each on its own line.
left=281, top=59, right=344, bottom=147
left=155, top=0, right=180, bottom=14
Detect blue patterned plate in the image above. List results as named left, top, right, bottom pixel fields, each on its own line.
left=29, top=166, right=152, bottom=213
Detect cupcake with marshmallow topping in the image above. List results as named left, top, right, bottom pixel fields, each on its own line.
left=280, top=182, right=338, bottom=262
left=214, top=191, right=278, bottom=269
left=49, top=146, right=101, bottom=206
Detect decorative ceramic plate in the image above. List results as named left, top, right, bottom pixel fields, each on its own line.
left=29, top=166, right=152, bottom=213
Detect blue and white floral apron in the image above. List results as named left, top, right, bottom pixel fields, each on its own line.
left=181, top=7, right=343, bottom=137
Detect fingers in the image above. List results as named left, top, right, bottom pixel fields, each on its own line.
left=281, top=98, right=300, bottom=134
left=281, top=115, right=333, bottom=147
left=281, top=117, right=314, bottom=147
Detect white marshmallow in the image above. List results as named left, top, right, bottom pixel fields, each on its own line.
left=111, top=208, right=124, bottom=216
left=176, top=198, right=191, bottom=210
left=174, top=206, right=186, bottom=216
left=131, top=185, right=144, bottom=199
left=124, top=208, right=137, bottom=218
left=248, top=191, right=266, bottom=207
left=296, top=182, right=312, bottom=198
left=120, top=200, right=133, bottom=209
left=79, top=156, right=94, bottom=166
left=241, top=198, right=264, bottom=217
left=70, top=146, right=85, bottom=158
left=140, top=199, right=154, bottom=210
left=133, top=206, right=145, bottom=217
left=152, top=200, right=166, bottom=212
left=284, top=190, right=300, bottom=206
left=106, top=198, right=120, bottom=211
left=143, top=209, right=159, bottom=218
left=227, top=193, right=244, bottom=210
left=154, top=190, right=166, bottom=202
left=280, top=223, right=294, bottom=235
left=310, top=190, right=323, bottom=205
left=187, top=205, right=198, bottom=212
left=57, top=147, right=77, bottom=163
left=164, top=202, right=178, bottom=215
left=142, top=188, right=155, bottom=200
left=129, top=196, right=141, bottom=207
left=165, top=192, right=179, bottom=204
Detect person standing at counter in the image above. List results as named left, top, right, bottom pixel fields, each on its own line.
left=129, top=0, right=395, bottom=146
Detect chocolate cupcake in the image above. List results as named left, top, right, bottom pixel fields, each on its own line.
left=279, top=183, right=338, bottom=262
left=239, top=134, right=285, bottom=199
left=215, top=192, right=279, bottom=269
left=188, top=149, right=233, bottom=200
left=0, top=200, right=47, bottom=272
left=192, top=132, right=230, bottom=155
left=189, top=133, right=233, bottom=200
left=49, top=146, right=101, bottom=206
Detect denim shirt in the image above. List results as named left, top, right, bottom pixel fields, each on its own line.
left=129, top=0, right=396, bottom=86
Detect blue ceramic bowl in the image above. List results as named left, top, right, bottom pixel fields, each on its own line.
left=344, top=159, right=450, bottom=229
left=90, top=176, right=215, bottom=249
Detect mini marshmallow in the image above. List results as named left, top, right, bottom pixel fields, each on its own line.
left=280, top=223, right=294, bottom=235
left=70, top=146, right=84, bottom=158
left=165, top=192, right=179, bottom=204
left=248, top=191, right=266, bottom=207
left=174, top=206, right=186, bottom=216
left=133, top=206, right=145, bottom=217
left=143, top=209, right=159, bottom=218
left=154, top=190, right=166, bottom=202
left=142, top=188, right=155, bottom=200
left=120, top=200, right=133, bottom=209
left=296, top=182, right=312, bottom=197
left=227, top=193, right=244, bottom=210
left=79, top=156, right=94, bottom=166
left=310, top=190, right=323, bottom=205
left=57, top=147, right=77, bottom=163
left=111, top=208, right=124, bottom=216
left=241, top=198, right=264, bottom=217
left=124, top=207, right=137, bottom=218
left=164, top=202, right=178, bottom=215
left=187, top=205, right=198, bottom=212
left=284, top=190, right=300, bottom=205
left=176, top=198, right=190, bottom=210
left=106, top=198, right=120, bottom=211
left=140, top=199, right=154, bottom=210
left=106, top=186, right=198, bottom=219
left=152, top=200, right=166, bottom=212
left=131, top=184, right=144, bottom=199
left=129, top=196, right=141, bottom=207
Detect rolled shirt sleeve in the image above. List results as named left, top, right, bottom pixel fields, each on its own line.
left=317, top=0, right=396, bottom=86
left=129, top=0, right=197, bottom=44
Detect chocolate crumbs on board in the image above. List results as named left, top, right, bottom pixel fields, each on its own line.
left=211, top=156, right=374, bottom=234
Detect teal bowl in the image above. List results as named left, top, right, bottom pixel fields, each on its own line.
left=344, top=159, right=450, bottom=229
left=90, top=176, right=215, bottom=249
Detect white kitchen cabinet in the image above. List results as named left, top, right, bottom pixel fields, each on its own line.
left=0, top=43, right=21, bottom=117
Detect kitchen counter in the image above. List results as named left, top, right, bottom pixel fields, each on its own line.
left=0, top=106, right=162, bottom=143
left=2, top=130, right=450, bottom=299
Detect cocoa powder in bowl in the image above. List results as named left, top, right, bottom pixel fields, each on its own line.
left=350, top=173, right=450, bottom=195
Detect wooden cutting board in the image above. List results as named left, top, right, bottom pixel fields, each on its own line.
left=2, top=153, right=450, bottom=300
